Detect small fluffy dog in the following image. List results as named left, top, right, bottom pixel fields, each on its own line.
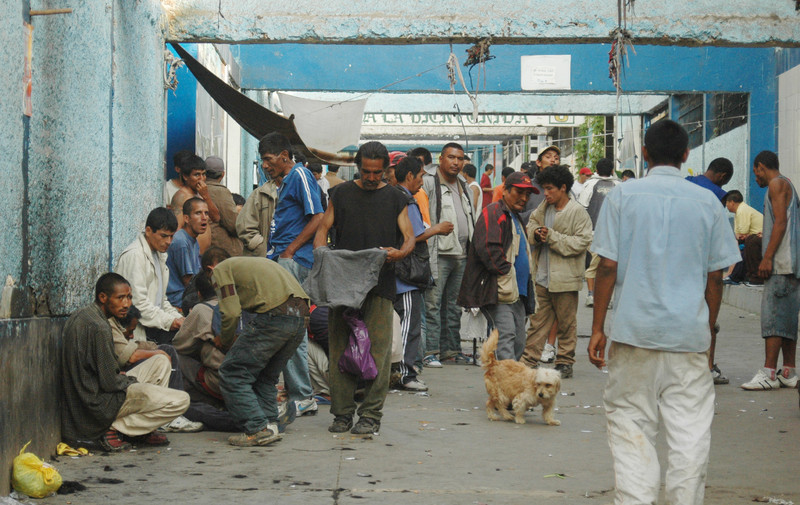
left=481, top=330, right=561, bottom=426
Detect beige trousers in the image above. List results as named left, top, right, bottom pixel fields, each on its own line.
left=112, top=354, right=190, bottom=436
left=604, top=343, right=713, bottom=505
left=521, top=285, right=579, bottom=366
left=584, top=252, right=601, bottom=279
left=307, top=340, right=330, bottom=396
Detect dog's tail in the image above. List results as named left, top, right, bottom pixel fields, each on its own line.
left=480, top=329, right=499, bottom=369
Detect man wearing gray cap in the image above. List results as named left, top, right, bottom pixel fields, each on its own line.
left=205, top=156, right=243, bottom=257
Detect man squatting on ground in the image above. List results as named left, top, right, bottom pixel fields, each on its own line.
left=62, top=273, right=190, bottom=451
left=314, top=141, right=415, bottom=436
left=209, top=256, right=310, bottom=446
left=588, top=120, right=740, bottom=505
left=458, top=172, right=537, bottom=360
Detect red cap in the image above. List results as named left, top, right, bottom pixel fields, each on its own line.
left=388, top=151, right=406, bottom=167
left=579, top=167, right=592, bottom=176
left=505, top=172, right=540, bottom=193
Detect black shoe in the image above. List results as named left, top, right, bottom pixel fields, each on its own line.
left=555, top=364, right=573, bottom=379
left=350, top=417, right=380, bottom=435
left=328, top=415, right=353, bottom=433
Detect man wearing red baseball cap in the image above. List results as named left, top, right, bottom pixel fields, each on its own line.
left=458, top=172, right=539, bottom=360
left=572, top=167, right=592, bottom=200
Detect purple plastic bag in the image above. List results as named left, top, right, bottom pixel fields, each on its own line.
left=338, top=309, right=378, bottom=380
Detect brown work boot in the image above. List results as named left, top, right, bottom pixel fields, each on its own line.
left=228, top=424, right=282, bottom=447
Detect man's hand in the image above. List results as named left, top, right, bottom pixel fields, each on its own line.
left=435, top=221, right=455, bottom=236
left=170, top=317, right=184, bottom=331
left=758, top=257, right=773, bottom=280
left=381, top=247, right=404, bottom=263
left=279, top=250, right=294, bottom=259
left=156, top=349, right=172, bottom=363
left=534, top=227, right=549, bottom=243
left=587, top=330, right=608, bottom=369
left=195, top=180, right=210, bottom=199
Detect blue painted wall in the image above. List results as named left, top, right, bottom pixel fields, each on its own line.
left=236, top=43, right=778, bottom=209
left=166, top=43, right=198, bottom=181
left=2, top=0, right=165, bottom=315
left=0, top=6, right=27, bottom=285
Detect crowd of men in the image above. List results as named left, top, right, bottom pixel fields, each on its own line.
left=60, top=124, right=799, bottom=505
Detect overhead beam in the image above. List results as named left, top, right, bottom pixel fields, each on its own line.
left=163, top=0, right=800, bottom=47
left=271, top=91, right=669, bottom=115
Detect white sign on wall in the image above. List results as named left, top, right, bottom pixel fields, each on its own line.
left=521, top=55, right=571, bottom=90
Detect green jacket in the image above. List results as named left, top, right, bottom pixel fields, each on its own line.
left=211, top=257, right=309, bottom=347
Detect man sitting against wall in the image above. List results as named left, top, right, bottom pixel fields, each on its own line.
left=61, top=273, right=190, bottom=451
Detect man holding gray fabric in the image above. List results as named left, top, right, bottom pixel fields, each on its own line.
left=313, top=141, right=414, bottom=436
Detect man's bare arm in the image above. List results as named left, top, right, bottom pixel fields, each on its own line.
left=313, top=203, right=335, bottom=249
left=382, top=208, right=415, bottom=262
left=587, top=257, right=618, bottom=369
left=759, top=178, right=791, bottom=279
left=705, top=269, right=724, bottom=337
left=195, top=180, right=221, bottom=222
left=129, top=349, right=171, bottom=364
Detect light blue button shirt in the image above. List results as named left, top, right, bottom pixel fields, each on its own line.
left=591, top=166, right=741, bottom=352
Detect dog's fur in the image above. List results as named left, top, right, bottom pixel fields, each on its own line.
left=481, top=330, right=561, bottom=426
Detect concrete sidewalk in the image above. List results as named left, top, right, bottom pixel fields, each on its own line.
left=36, top=297, right=799, bottom=505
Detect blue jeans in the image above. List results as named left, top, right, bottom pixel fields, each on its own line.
left=277, top=257, right=314, bottom=402
left=424, top=255, right=466, bottom=357
left=219, top=312, right=306, bottom=434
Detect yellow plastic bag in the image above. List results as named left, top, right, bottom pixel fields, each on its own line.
left=11, top=441, right=63, bottom=498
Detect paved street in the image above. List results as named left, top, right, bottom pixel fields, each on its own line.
left=39, top=295, right=799, bottom=505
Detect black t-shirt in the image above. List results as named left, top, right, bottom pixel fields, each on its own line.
left=330, top=182, right=408, bottom=300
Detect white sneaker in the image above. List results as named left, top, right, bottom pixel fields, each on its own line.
left=585, top=294, right=594, bottom=307
left=741, top=368, right=781, bottom=390
left=423, top=355, right=443, bottom=368
left=161, top=415, right=204, bottom=433
left=296, top=398, right=319, bottom=416
left=399, top=379, right=429, bottom=392
left=540, top=343, right=556, bottom=363
left=777, top=369, right=798, bottom=388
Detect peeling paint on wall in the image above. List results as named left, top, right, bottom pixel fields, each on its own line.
left=163, top=0, right=800, bottom=47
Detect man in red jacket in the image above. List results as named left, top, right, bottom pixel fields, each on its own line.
left=458, top=172, right=538, bottom=360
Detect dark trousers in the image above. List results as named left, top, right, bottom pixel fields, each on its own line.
left=145, top=326, right=178, bottom=345
left=393, top=290, right=422, bottom=383
left=329, top=293, right=393, bottom=422
left=743, top=235, right=763, bottom=283
left=219, top=313, right=306, bottom=434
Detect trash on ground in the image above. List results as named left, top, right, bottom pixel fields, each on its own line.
left=12, top=441, right=63, bottom=498
left=56, top=443, right=89, bottom=457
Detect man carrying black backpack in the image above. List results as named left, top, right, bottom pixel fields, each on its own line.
left=577, top=158, right=620, bottom=307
